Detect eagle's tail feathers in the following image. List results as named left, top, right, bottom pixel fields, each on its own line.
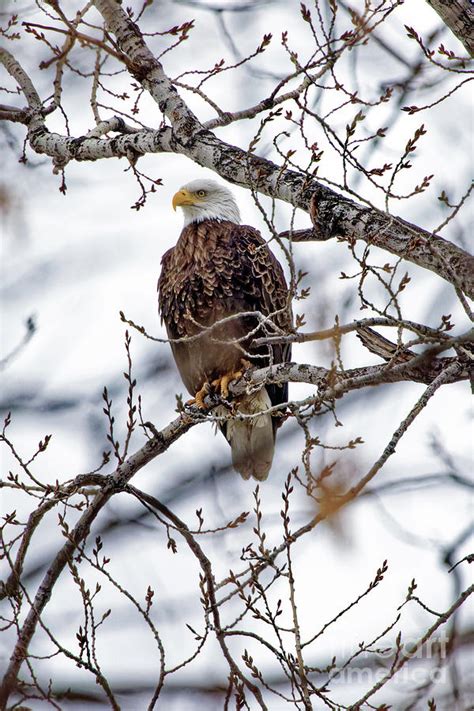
left=224, top=389, right=275, bottom=481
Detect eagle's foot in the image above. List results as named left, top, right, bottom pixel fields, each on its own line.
left=212, top=359, right=252, bottom=399
left=186, top=382, right=211, bottom=409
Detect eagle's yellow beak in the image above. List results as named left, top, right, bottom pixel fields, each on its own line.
left=172, top=189, right=197, bottom=211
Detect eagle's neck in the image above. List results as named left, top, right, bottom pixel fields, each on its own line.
left=181, top=200, right=241, bottom=227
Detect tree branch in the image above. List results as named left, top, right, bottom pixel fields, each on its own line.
left=216, top=361, right=463, bottom=612
left=93, top=0, right=202, bottom=135
left=125, top=484, right=268, bottom=709
left=348, top=582, right=474, bottom=708
left=0, top=412, right=197, bottom=708
left=426, top=0, right=474, bottom=57
left=1, top=348, right=467, bottom=705
left=0, top=46, right=42, bottom=113
left=1, top=11, right=472, bottom=299
left=231, top=354, right=468, bottom=398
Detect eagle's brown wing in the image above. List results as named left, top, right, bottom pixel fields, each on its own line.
left=225, top=222, right=291, bottom=413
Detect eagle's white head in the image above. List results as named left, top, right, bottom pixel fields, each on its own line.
left=172, top=179, right=241, bottom=227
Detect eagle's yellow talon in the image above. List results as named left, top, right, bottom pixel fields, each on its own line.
left=212, top=360, right=251, bottom=399
left=187, top=382, right=211, bottom=409
left=220, top=373, right=233, bottom=399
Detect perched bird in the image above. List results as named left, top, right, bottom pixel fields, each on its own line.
left=158, top=179, right=292, bottom=480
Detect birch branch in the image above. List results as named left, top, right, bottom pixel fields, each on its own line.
left=231, top=354, right=468, bottom=396
left=1, top=6, right=473, bottom=299
left=426, top=0, right=474, bottom=57
left=93, top=0, right=202, bottom=136
left=0, top=46, right=42, bottom=112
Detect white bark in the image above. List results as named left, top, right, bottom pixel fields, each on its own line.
left=25, top=114, right=472, bottom=299
left=426, top=0, right=474, bottom=56
left=1, top=1, right=473, bottom=300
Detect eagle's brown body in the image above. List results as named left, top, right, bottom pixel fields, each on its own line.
left=158, top=212, right=291, bottom=480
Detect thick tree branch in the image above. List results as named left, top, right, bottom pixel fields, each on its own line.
left=23, top=106, right=474, bottom=301
left=278, top=206, right=474, bottom=302
left=426, top=0, right=474, bottom=57
left=232, top=353, right=469, bottom=397
left=93, top=0, right=202, bottom=136
left=0, top=46, right=42, bottom=113
left=0, top=103, right=28, bottom=122
left=1, top=17, right=473, bottom=300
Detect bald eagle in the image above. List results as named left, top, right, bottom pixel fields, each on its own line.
left=158, top=179, right=291, bottom=480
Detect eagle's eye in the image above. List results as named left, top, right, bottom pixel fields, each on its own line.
left=196, top=190, right=206, bottom=198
